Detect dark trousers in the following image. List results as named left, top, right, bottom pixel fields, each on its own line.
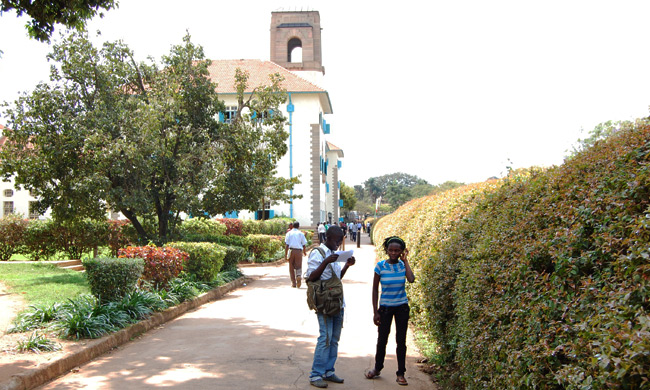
left=374, top=304, right=410, bottom=376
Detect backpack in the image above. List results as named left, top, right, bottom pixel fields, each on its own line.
left=306, top=247, right=344, bottom=316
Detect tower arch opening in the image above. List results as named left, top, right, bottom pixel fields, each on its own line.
left=288, top=38, right=303, bottom=63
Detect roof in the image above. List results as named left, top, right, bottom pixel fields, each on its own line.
left=205, top=59, right=333, bottom=113
left=326, top=141, right=344, bottom=157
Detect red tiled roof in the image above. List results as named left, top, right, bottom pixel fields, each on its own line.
left=326, top=141, right=344, bottom=157
left=206, top=59, right=325, bottom=94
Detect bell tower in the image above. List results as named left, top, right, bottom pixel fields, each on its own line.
left=270, top=10, right=324, bottom=74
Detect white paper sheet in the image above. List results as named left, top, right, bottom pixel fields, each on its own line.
left=334, top=250, right=354, bottom=262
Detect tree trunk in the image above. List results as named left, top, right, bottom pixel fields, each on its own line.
left=120, top=208, right=149, bottom=244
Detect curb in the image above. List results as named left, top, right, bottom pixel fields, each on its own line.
left=0, top=275, right=258, bottom=390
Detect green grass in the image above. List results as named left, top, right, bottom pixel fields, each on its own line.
left=0, top=263, right=89, bottom=306
left=8, top=246, right=112, bottom=261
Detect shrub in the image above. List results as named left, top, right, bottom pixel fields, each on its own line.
left=53, top=219, right=109, bottom=260
left=167, top=242, right=226, bottom=282
left=53, top=295, right=117, bottom=339
left=83, top=257, right=144, bottom=302
left=118, top=246, right=188, bottom=288
left=107, top=220, right=133, bottom=257
left=181, top=233, right=252, bottom=250
left=247, top=234, right=284, bottom=262
left=178, top=218, right=226, bottom=237
left=216, top=218, right=244, bottom=235
left=22, top=219, right=57, bottom=260
left=242, top=219, right=261, bottom=235
left=0, top=214, right=28, bottom=260
left=222, top=245, right=247, bottom=271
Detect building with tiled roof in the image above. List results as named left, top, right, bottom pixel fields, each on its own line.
left=0, top=124, right=48, bottom=219
left=211, top=10, right=344, bottom=227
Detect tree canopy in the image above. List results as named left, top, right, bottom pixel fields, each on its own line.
left=0, top=31, right=294, bottom=242
left=1, top=0, right=117, bottom=42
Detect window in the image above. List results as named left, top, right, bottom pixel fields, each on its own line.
left=288, top=38, right=302, bottom=63
left=3, top=201, right=14, bottom=216
left=29, top=201, right=39, bottom=219
left=3, top=189, right=13, bottom=197
left=223, top=106, right=237, bottom=124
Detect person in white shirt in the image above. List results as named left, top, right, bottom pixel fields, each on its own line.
left=317, top=222, right=326, bottom=244
left=284, top=221, right=307, bottom=288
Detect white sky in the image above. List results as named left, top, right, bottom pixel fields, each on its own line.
left=1, top=0, right=650, bottom=188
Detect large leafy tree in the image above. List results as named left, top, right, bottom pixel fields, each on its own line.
left=1, top=0, right=117, bottom=42
left=201, top=68, right=299, bottom=219
left=2, top=32, right=298, bottom=241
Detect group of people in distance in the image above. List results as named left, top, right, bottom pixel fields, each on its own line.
left=284, top=223, right=415, bottom=388
left=315, top=220, right=372, bottom=244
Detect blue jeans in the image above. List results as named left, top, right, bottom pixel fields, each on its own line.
left=310, top=309, right=344, bottom=381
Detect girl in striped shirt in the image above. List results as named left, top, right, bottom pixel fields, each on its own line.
left=366, top=236, right=415, bottom=385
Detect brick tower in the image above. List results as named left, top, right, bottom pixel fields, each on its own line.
left=270, top=10, right=324, bottom=74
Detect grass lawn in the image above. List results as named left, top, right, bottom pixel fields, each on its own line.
left=0, top=263, right=89, bottom=306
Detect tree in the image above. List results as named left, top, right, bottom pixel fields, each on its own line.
left=339, top=182, right=356, bottom=213
left=363, top=172, right=428, bottom=202
left=200, top=68, right=299, bottom=220
left=1, top=0, right=117, bottom=42
left=353, top=184, right=364, bottom=201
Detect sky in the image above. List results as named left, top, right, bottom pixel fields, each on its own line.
left=1, top=0, right=650, bottom=188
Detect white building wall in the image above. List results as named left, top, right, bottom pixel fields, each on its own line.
left=0, top=177, right=49, bottom=219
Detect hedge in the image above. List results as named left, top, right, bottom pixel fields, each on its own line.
left=222, top=245, right=247, bottom=271
left=247, top=234, right=284, bottom=262
left=178, top=218, right=227, bottom=237
left=83, top=257, right=144, bottom=302
left=216, top=218, right=244, bottom=236
left=372, top=122, right=650, bottom=389
left=0, top=214, right=28, bottom=260
left=167, top=241, right=226, bottom=282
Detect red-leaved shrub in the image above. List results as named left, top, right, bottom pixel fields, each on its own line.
left=118, top=245, right=188, bottom=288
left=216, top=218, right=244, bottom=236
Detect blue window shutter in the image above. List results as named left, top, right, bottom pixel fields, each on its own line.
left=338, top=181, right=341, bottom=189
left=251, top=111, right=257, bottom=120
left=218, top=112, right=224, bottom=122
left=337, top=160, right=342, bottom=169
left=326, top=183, right=330, bottom=193
left=269, top=210, right=275, bottom=219
left=325, top=123, right=331, bottom=134
left=339, top=199, right=343, bottom=207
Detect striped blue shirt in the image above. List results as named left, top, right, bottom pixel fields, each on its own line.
left=374, top=259, right=408, bottom=307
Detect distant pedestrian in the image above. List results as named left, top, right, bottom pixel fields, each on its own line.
left=284, top=221, right=307, bottom=288
left=318, top=222, right=326, bottom=244
left=340, top=221, right=347, bottom=239
left=365, top=236, right=415, bottom=386
left=350, top=221, right=358, bottom=241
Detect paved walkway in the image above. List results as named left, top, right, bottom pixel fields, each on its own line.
left=36, top=234, right=436, bottom=389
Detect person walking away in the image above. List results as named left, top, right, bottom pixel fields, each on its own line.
left=356, top=221, right=363, bottom=237
left=306, top=226, right=356, bottom=388
left=284, top=221, right=307, bottom=288
left=350, top=221, right=358, bottom=242
left=318, top=222, right=327, bottom=244
left=365, top=236, right=415, bottom=386
left=340, top=221, right=347, bottom=239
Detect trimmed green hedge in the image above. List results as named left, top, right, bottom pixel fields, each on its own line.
left=167, top=242, right=226, bottom=282
left=247, top=234, right=284, bottom=262
left=373, top=123, right=650, bottom=388
left=178, top=218, right=227, bottom=237
left=83, top=257, right=144, bottom=302
left=222, top=245, right=247, bottom=271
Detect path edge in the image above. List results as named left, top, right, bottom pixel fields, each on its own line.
left=0, top=274, right=258, bottom=390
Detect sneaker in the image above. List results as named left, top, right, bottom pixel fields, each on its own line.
left=324, top=374, right=344, bottom=383
left=296, top=279, right=302, bottom=288
left=310, top=379, right=328, bottom=388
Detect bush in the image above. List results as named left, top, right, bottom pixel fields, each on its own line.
left=222, top=245, right=247, bottom=271
left=107, top=220, right=133, bottom=257
left=118, top=246, right=188, bottom=288
left=0, top=214, right=28, bottom=260
left=216, top=218, right=244, bottom=236
left=53, top=219, right=109, bottom=260
left=22, top=219, right=57, bottom=261
left=178, top=218, right=226, bottom=237
left=242, top=219, right=261, bottom=235
left=181, top=233, right=252, bottom=250
left=167, top=242, right=226, bottom=282
left=83, top=257, right=144, bottom=302
left=373, top=122, right=650, bottom=388
left=247, top=234, right=284, bottom=262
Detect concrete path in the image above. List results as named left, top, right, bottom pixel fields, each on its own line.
left=36, top=234, right=437, bottom=389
